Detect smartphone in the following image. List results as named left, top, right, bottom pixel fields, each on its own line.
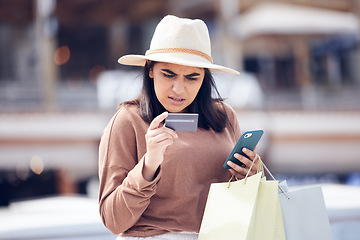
left=165, top=113, right=199, bottom=131
left=223, top=130, right=264, bottom=169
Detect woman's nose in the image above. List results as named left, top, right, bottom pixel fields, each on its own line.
left=172, top=79, right=185, bottom=94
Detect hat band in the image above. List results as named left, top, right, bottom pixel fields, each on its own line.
left=145, top=47, right=213, bottom=63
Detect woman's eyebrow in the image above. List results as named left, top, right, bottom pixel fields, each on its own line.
left=161, top=69, right=201, bottom=77
left=161, top=69, right=176, bottom=75
left=185, top=73, right=201, bottom=77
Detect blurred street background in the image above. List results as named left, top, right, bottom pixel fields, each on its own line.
left=0, top=0, right=360, bottom=239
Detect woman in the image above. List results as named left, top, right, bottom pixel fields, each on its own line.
left=98, top=15, right=260, bottom=239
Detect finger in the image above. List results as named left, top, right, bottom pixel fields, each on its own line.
left=233, top=153, right=252, bottom=168
left=228, top=168, right=246, bottom=180
left=232, top=153, right=258, bottom=175
left=148, top=132, right=175, bottom=145
left=251, top=160, right=260, bottom=175
left=147, top=125, right=178, bottom=139
left=149, top=112, right=168, bottom=130
left=163, top=126, right=178, bottom=139
left=227, top=161, right=249, bottom=176
left=242, top=149, right=261, bottom=175
left=242, top=148, right=256, bottom=161
left=147, top=133, right=175, bottom=154
left=228, top=162, right=257, bottom=179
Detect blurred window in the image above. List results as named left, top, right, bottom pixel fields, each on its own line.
left=244, top=34, right=359, bottom=91
left=244, top=55, right=296, bottom=90
left=310, top=34, right=359, bottom=88
left=0, top=27, right=14, bottom=82
left=57, top=25, right=109, bottom=82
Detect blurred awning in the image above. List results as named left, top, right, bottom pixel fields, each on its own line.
left=230, top=2, right=360, bottom=39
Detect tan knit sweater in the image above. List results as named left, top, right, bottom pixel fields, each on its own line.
left=98, top=103, right=241, bottom=237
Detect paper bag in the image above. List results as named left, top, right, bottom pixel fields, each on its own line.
left=198, top=172, right=262, bottom=240
left=279, top=185, right=333, bottom=240
left=199, top=172, right=286, bottom=240
left=254, top=178, right=286, bottom=240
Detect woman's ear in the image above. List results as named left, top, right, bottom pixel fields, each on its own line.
left=149, top=66, right=154, bottom=78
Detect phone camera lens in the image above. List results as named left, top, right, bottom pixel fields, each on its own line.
left=244, top=133, right=252, bottom=138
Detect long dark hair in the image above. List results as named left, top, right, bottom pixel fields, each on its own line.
left=123, top=61, right=228, bottom=132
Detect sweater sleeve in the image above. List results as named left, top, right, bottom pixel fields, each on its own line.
left=98, top=107, right=161, bottom=235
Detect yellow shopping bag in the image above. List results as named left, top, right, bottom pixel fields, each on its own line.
left=198, top=156, right=286, bottom=240
left=253, top=177, right=286, bottom=240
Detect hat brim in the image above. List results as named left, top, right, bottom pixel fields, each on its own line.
left=118, top=53, right=239, bottom=75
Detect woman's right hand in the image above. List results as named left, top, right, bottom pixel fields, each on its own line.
left=143, top=112, right=178, bottom=181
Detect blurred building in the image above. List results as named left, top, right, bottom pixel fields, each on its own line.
left=1, top=0, right=359, bottom=111
left=1, top=0, right=360, bottom=203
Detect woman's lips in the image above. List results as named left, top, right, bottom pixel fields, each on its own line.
left=169, top=96, right=185, bottom=105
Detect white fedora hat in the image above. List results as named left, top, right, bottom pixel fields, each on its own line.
left=118, top=15, right=239, bottom=74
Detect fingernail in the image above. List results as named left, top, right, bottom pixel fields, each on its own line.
left=242, top=148, right=248, bottom=152
left=234, top=153, right=240, bottom=158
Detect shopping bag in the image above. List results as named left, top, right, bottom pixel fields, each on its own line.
left=261, top=162, right=333, bottom=240
left=198, top=172, right=262, bottom=240
left=198, top=156, right=286, bottom=240
left=273, top=194, right=287, bottom=239
left=254, top=177, right=286, bottom=239
left=279, top=185, right=333, bottom=240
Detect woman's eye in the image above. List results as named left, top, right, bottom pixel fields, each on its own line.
left=163, top=73, right=175, bottom=78
left=186, top=76, right=198, bottom=81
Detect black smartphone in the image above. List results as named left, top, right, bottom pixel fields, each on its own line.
left=165, top=113, right=199, bottom=131
left=223, top=130, right=264, bottom=169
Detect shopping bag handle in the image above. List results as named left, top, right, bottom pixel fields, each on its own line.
left=227, top=154, right=263, bottom=188
left=227, top=154, right=290, bottom=199
left=262, top=161, right=290, bottom=199
left=244, top=154, right=264, bottom=183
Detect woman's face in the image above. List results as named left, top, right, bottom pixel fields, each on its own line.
left=149, top=62, right=205, bottom=113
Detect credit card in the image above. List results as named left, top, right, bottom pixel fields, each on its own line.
left=165, top=113, right=199, bottom=131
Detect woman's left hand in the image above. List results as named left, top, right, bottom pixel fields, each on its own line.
left=226, top=148, right=259, bottom=180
